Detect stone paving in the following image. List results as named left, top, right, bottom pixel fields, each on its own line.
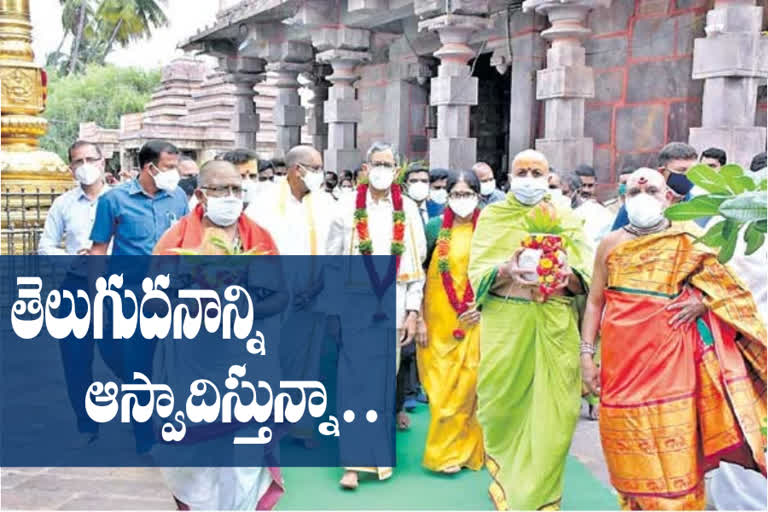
left=2, top=403, right=611, bottom=510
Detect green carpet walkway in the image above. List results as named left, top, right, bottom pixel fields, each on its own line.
left=278, top=406, right=618, bottom=510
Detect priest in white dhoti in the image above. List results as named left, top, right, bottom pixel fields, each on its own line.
left=245, top=144, right=337, bottom=447
left=326, top=141, right=426, bottom=490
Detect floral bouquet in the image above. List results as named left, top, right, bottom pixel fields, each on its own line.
left=169, top=228, right=273, bottom=289
left=519, top=202, right=578, bottom=298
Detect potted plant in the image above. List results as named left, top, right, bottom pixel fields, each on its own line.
left=664, top=163, right=767, bottom=263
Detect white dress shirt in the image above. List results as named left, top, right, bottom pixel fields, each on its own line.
left=326, top=189, right=426, bottom=328
left=244, top=181, right=336, bottom=256
left=38, top=184, right=111, bottom=255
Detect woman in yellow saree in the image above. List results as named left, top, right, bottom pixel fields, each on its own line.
left=419, top=169, right=485, bottom=474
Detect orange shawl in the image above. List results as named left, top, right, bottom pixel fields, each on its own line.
left=153, top=204, right=278, bottom=255
left=599, top=227, right=766, bottom=504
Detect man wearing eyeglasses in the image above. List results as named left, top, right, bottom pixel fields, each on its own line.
left=154, top=159, right=278, bottom=255
left=326, top=141, right=427, bottom=490
left=40, top=140, right=111, bottom=255
left=244, top=145, right=338, bottom=449
left=245, top=145, right=334, bottom=256
left=152, top=159, right=285, bottom=511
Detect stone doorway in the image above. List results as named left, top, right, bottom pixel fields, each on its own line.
left=470, top=52, right=510, bottom=179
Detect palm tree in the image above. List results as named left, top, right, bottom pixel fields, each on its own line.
left=63, top=0, right=91, bottom=75
left=96, top=0, right=169, bottom=64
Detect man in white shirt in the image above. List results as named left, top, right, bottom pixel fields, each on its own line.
left=326, top=141, right=427, bottom=489
left=38, top=140, right=120, bottom=447
left=39, top=141, right=111, bottom=255
left=245, top=144, right=336, bottom=447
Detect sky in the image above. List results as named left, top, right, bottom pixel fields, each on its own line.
left=30, top=0, right=220, bottom=69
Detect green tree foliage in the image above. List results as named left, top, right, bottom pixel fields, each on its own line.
left=40, top=65, right=161, bottom=161
left=47, top=0, right=168, bottom=75
left=664, top=163, right=767, bottom=263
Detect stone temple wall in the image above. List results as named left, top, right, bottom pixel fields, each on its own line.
left=356, top=62, right=430, bottom=165
left=583, top=0, right=709, bottom=184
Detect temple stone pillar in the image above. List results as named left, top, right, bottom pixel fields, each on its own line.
left=417, top=3, right=492, bottom=170
left=522, top=0, right=610, bottom=171
left=220, top=56, right=265, bottom=149
left=688, top=0, right=768, bottom=170
left=386, top=57, right=435, bottom=159
left=314, top=26, right=371, bottom=173
left=307, top=63, right=332, bottom=152
left=269, top=61, right=311, bottom=155
left=490, top=13, right=547, bottom=160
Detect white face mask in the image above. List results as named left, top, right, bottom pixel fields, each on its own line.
left=407, top=182, right=429, bottom=202
left=75, top=163, right=102, bottom=186
left=509, top=176, right=548, bottom=205
left=626, top=193, right=665, bottom=228
left=548, top=188, right=568, bottom=207
left=241, top=180, right=260, bottom=204
left=368, top=166, right=395, bottom=190
left=204, top=194, right=243, bottom=227
left=152, top=165, right=180, bottom=193
left=449, top=196, right=478, bottom=218
left=302, top=170, right=325, bottom=192
left=430, top=188, right=447, bottom=205
left=480, top=180, right=496, bottom=197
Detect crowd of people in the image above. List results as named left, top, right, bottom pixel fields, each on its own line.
left=39, top=137, right=767, bottom=511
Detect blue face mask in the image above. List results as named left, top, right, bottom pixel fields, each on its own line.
left=666, top=171, right=693, bottom=196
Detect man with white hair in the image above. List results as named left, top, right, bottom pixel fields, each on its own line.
left=468, top=149, right=592, bottom=510
left=326, top=141, right=426, bottom=489
left=581, top=168, right=766, bottom=510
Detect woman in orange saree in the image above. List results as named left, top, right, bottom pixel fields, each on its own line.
left=581, top=169, right=766, bottom=510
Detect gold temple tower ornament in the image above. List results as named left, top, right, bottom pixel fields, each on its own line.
left=0, top=0, right=72, bottom=254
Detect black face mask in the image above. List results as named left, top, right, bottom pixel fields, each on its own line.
left=666, top=172, right=693, bottom=196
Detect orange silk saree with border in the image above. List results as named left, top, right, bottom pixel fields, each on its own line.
left=599, top=227, right=766, bottom=510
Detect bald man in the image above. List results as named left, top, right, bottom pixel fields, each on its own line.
left=468, top=149, right=592, bottom=510
left=472, top=162, right=505, bottom=208
left=581, top=168, right=766, bottom=510
left=245, top=144, right=337, bottom=448
left=152, top=162, right=286, bottom=509
left=154, top=160, right=278, bottom=255
left=245, top=145, right=334, bottom=255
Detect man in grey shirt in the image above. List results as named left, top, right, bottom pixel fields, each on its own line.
left=472, top=161, right=505, bottom=208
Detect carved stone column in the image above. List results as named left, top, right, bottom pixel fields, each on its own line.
left=522, top=0, right=610, bottom=171
left=307, top=63, right=332, bottom=152
left=314, top=26, right=371, bottom=173
left=220, top=56, right=265, bottom=149
left=269, top=61, right=312, bottom=155
left=489, top=12, right=547, bottom=160
left=386, top=57, right=436, bottom=160
left=417, top=4, right=492, bottom=170
left=689, top=0, right=768, bottom=169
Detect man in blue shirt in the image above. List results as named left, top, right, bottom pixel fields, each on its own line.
left=90, top=140, right=188, bottom=255
left=611, top=142, right=698, bottom=230
left=88, top=139, right=187, bottom=454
